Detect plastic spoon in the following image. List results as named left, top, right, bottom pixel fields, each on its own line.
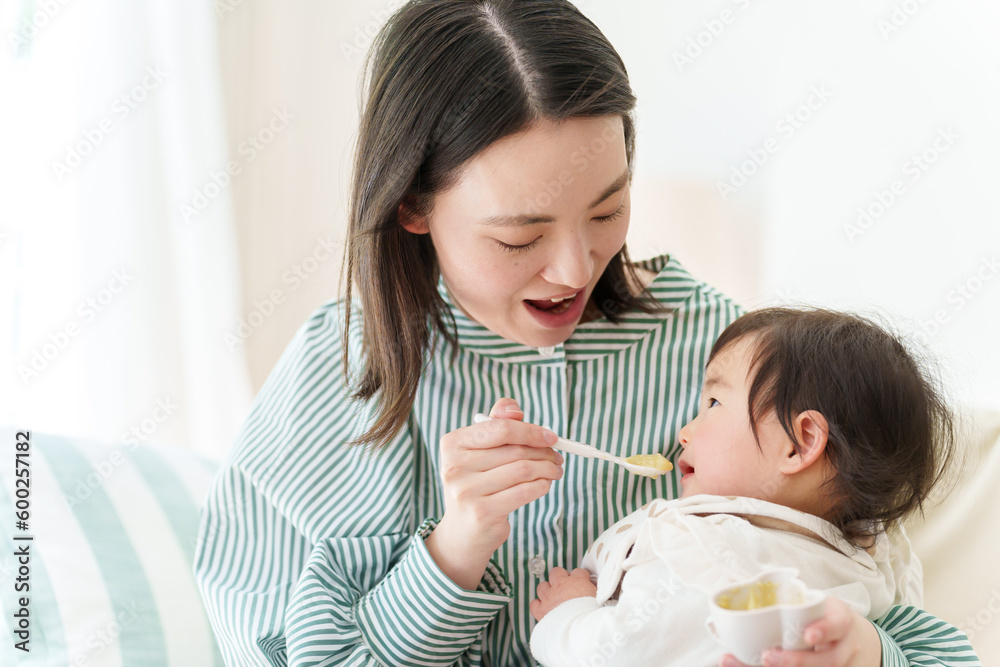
left=472, top=413, right=672, bottom=478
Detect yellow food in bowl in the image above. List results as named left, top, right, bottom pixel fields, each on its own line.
left=717, top=581, right=783, bottom=610
left=624, top=454, right=673, bottom=471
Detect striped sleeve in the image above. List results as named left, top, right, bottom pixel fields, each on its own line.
left=194, top=301, right=511, bottom=666
left=288, top=518, right=511, bottom=666
left=874, top=606, right=982, bottom=666
left=195, top=463, right=309, bottom=665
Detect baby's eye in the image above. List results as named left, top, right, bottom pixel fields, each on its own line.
left=707, top=398, right=720, bottom=408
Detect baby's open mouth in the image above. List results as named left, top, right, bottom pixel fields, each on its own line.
left=678, top=461, right=694, bottom=476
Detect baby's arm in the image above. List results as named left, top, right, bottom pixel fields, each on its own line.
left=529, top=559, right=697, bottom=667
left=530, top=567, right=598, bottom=621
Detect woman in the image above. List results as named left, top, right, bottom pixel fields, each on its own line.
left=194, top=1, right=978, bottom=665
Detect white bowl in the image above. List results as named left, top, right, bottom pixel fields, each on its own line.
left=706, top=568, right=826, bottom=666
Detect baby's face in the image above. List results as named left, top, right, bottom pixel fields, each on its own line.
left=676, top=340, right=794, bottom=501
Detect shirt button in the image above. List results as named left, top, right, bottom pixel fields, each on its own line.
left=537, top=346, right=556, bottom=357
left=528, top=556, right=546, bottom=577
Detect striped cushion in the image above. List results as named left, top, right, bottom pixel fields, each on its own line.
left=0, top=428, right=223, bottom=666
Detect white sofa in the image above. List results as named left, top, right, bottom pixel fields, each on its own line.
left=1, top=410, right=996, bottom=665
left=0, top=428, right=222, bottom=666
left=904, top=408, right=1000, bottom=663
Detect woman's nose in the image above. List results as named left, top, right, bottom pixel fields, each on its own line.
left=541, top=233, right=593, bottom=289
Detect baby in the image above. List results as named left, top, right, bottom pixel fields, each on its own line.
left=529, top=307, right=956, bottom=666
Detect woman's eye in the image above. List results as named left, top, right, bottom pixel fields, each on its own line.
left=594, top=204, right=625, bottom=223
left=495, top=238, right=541, bottom=253
left=707, top=398, right=720, bottom=408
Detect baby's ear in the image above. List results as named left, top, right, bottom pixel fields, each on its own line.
left=782, top=410, right=829, bottom=473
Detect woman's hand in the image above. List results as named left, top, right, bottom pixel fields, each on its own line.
left=425, top=397, right=563, bottom=590
left=719, top=597, right=882, bottom=667
left=530, top=567, right=598, bottom=621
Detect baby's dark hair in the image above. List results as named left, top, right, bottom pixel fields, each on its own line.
left=709, top=307, right=956, bottom=548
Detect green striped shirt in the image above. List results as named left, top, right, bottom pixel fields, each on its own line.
left=194, top=254, right=979, bottom=666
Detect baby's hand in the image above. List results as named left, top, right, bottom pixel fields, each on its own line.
left=530, top=567, right=598, bottom=621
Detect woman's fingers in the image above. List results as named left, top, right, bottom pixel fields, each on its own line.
left=481, top=477, right=558, bottom=516
left=451, top=414, right=559, bottom=451
left=439, top=403, right=563, bottom=494
left=434, top=399, right=569, bottom=554
left=719, top=597, right=879, bottom=667
left=446, top=442, right=564, bottom=477
left=469, top=456, right=563, bottom=495
left=801, top=597, right=852, bottom=646
left=437, top=454, right=561, bottom=525
left=489, top=397, right=525, bottom=420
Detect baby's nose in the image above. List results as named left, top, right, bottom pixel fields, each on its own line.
left=677, top=422, right=693, bottom=447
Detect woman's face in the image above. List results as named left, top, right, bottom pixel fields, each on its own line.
left=406, top=115, right=631, bottom=348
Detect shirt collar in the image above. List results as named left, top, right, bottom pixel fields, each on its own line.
left=435, top=253, right=701, bottom=364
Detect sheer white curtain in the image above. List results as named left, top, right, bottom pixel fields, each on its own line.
left=1, top=0, right=252, bottom=459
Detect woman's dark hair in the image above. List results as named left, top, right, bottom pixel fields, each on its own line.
left=709, top=307, right=956, bottom=548
left=341, top=0, right=662, bottom=447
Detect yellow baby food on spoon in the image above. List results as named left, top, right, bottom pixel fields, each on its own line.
left=624, top=453, right=674, bottom=472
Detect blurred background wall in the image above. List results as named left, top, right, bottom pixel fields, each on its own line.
left=2, top=0, right=998, bottom=460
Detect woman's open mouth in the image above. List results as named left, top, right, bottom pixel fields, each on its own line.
left=523, top=289, right=587, bottom=328
left=525, top=295, right=576, bottom=314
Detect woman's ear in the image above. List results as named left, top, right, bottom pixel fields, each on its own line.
left=781, top=410, right=829, bottom=474
left=398, top=196, right=430, bottom=234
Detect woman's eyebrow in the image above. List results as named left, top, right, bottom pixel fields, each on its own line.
left=587, top=169, right=630, bottom=209
left=478, top=169, right=630, bottom=227
left=479, top=213, right=557, bottom=227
